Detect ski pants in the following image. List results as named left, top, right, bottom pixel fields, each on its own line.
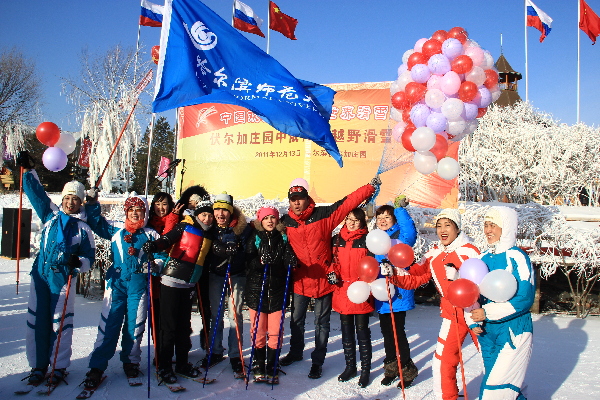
left=432, top=316, right=469, bottom=400
left=158, top=284, right=194, bottom=370
left=478, top=313, right=533, bottom=400
left=208, top=273, right=245, bottom=358
left=26, top=271, right=75, bottom=370
left=249, top=309, right=283, bottom=350
left=88, top=274, right=148, bottom=371
left=379, top=310, right=412, bottom=367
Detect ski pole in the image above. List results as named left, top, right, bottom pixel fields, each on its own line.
left=385, top=275, right=406, bottom=400
left=271, top=263, right=292, bottom=390
left=203, top=262, right=231, bottom=387
left=146, top=259, right=152, bottom=398
left=15, top=166, right=24, bottom=294
left=228, top=271, right=247, bottom=383
left=246, top=262, right=269, bottom=389
left=454, top=308, right=469, bottom=400
left=148, top=262, right=160, bottom=381
left=195, top=282, right=209, bottom=354
left=47, top=274, right=73, bottom=394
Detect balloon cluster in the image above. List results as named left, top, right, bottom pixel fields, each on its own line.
left=446, top=258, right=518, bottom=308
left=35, top=122, right=76, bottom=172
left=346, top=230, right=415, bottom=304
left=390, top=27, right=500, bottom=179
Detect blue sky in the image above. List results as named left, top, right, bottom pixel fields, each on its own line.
left=2, top=0, right=599, bottom=132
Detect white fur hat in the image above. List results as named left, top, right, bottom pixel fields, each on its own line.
left=62, top=181, right=85, bottom=202
left=434, top=208, right=461, bottom=230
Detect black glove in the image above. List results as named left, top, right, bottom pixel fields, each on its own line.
left=284, top=251, right=298, bottom=268
left=86, top=187, right=99, bottom=203
left=16, top=151, right=35, bottom=169
left=260, top=250, right=277, bottom=265
left=370, top=175, right=382, bottom=189
left=142, top=241, right=157, bottom=255
left=68, top=254, right=81, bottom=276
left=225, top=242, right=238, bottom=257
left=326, top=271, right=339, bottom=285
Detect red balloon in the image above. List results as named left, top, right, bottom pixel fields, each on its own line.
left=388, top=243, right=414, bottom=269
left=484, top=69, right=499, bottom=89
left=431, top=30, right=448, bottom=43
left=477, top=107, right=487, bottom=118
left=405, top=82, right=427, bottom=103
left=402, top=108, right=411, bottom=123
left=36, top=122, right=61, bottom=147
left=458, top=81, right=478, bottom=102
left=401, top=124, right=416, bottom=152
left=391, top=91, right=410, bottom=111
left=422, top=39, right=442, bottom=58
left=429, top=134, right=449, bottom=161
left=407, top=52, right=428, bottom=70
left=356, top=256, right=380, bottom=283
left=448, top=26, right=468, bottom=44
left=446, top=279, right=480, bottom=308
left=451, top=55, right=474, bottom=74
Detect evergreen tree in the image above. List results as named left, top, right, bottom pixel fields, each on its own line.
left=131, top=116, right=174, bottom=194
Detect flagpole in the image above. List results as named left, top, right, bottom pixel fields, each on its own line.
left=231, top=0, right=235, bottom=25
left=267, top=1, right=271, bottom=54
left=524, top=0, right=529, bottom=103
left=577, top=0, right=581, bottom=124
left=144, top=114, right=157, bottom=197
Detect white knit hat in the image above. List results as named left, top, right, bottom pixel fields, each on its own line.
left=434, top=208, right=461, bottom=230
left=62, top=181, right=85, bottom=202
left=484, top=208, right=504, bottom=228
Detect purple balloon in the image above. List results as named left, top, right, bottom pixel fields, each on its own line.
left=397, top=63, right=408, bottom=75
left=474, top=87, right=493, bottom=108
left=426, top=112, right=448, bottom=133
left=462, top=102, right=479, bottom=121
left=442, top=38, right=463, bottom=60
left=459, top=258, right=489, bottom=285
left=42, top=147, right=68, bottom=172
left=411, top=64, right=431, bottom=84
left=410, top=104, right=431, bottom=128
left=427, top=54, right=451, bottom=75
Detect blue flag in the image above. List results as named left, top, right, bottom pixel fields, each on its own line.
left=153, top=0, right=343, bottom=167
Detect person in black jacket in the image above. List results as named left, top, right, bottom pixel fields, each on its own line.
left=245, top=206, right=297, bottom=384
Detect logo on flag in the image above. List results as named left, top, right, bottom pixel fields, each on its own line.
left=152, top=0, right=342, bottom=166
left=140, top=0, right=164, bottom=27
left=526, top=0, right=552, bottom=42
left=233, top=0, right=265, bottom=37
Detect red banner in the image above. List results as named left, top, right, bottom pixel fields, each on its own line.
left=77, top=138, right=92, bottom=168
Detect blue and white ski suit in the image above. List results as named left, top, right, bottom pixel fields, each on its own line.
left=85, top=197, right=160, bottom=370
left=23, top=170, right=95, bottom=370
left=478, top=206, right=535, bottom=400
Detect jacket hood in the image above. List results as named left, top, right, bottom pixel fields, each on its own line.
left=485, top=206, right=518, bottom=254
left=228, top=206, right=248, bottom=235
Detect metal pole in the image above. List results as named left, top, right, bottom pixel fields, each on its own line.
left=144, top=114, right=157, bottom=197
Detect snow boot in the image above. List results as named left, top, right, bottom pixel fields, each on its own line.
left=25, top=368, right=47, bottom=385
left=157, top=367, right=178, bottom=384
left=48, top=368, right=68, bottom=385
left=200, top=353, right=225, bottom=369
left=123, top=363, right=141, bottom=379
left=398, top=358, right=418, bottom=388
left=308, top=363, right=322, bottom=379
left=252, top=347, right=267, bottom=381
left=175, top=362, right=201, bottom=379
left=381, top=359, right=399, bottom=386
left=266, top=347, right=279, bottom=384
left=357, top=334, right=372, bottom=388
left=279, top=352, right=303, bottom=367
left=83, top=368, right=104, bottom=389
left=338, top=320, right=357, bottom=382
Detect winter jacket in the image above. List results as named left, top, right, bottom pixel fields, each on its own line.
left=204, top=206, right=253, bottom=277
left=281, top=184, right=375, bottom=298
left=244, top=221, right=297, bottom=313
left=374, top=207, right=418, bottom=314
left=148, top=212, right=179, bottom=235
left=153, top=215, right=213, bottom=286
left=23, top=170, right=95, bottom=293
left=330, top=225, right=375, bottom=315
left=85, top=197, right=161, bottom=283
left=391, top=231, right=480, bottom=327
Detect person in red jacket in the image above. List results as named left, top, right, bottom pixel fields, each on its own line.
left=327, top=208, right=374, bottom=388
left=279, top=177, right=380, bottom=379
left=387, top=209, right=481, bottom=400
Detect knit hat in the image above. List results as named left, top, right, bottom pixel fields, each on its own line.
left=189, top=194, right=202, bottom=206
left=484, top=208, right=504, bottom=228
left=194, top=200, right=214, bottom=215
left=62, top=181, right=85, bottom=202
left=256, top=206, right=279, bottom=222
left=213, top=192, right=234, bottom=213
left=434, top=208, right=461, bottom=231
left=124, top=196, right=146, bottom=213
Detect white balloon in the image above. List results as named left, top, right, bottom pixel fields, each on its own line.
left=411, top=126, right=436, bottom=152
left=464, top=119, right=479, bottom=135
left=347, top=281, right=371, bottom=304
left=370, top=278, right=396, bottom=301
left=55, top=133, right=77, bottom=155
left=390, top=80, right=400, bottom=95
left=413, top=151, right=438, bottom=174
left=390, top=108, right=403, bottom=122
left=437, top=157, right=460, bottom=180
left=441, top=98, right=465, bottom=121
left=447, top=118, right=466, bottom=135
left=479, top=269, right=518, bottom=302
left=481, top=50, right=495, bottom=69
left=465, top=66, right=486, bottom=87
left=397, top=70, right=413, bottom=91
left=425, top=88, right=446, bottom=109
left=402, top=49, right=414, bottom=64
left=365, top=229, right=392, bottom=255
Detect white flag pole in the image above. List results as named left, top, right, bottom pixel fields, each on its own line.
left=525, top=0, right=529, bottom=103
left=577, top=0, right=581, bottom=124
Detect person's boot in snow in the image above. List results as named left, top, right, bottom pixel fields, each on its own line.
left=381, top=359, right=398, bottom=386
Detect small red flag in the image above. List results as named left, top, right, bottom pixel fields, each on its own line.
left=580, top=0, right=600, bottom=44
left=77, top=138, right=92, bottom=168
left=269, top=1, right=298, bottom=40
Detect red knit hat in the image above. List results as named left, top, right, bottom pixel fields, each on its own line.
left=124, top=196, right=146, bottom=213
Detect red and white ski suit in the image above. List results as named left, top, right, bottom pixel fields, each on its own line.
left=391, top=232, right=480, bottom=400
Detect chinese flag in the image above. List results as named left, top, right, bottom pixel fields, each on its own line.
left=580, top=0, right=600, bottom=44
left=269, top=1, right=298, bottom=40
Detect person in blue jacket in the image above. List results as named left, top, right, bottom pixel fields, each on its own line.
left=82, top=194, right=162, bottom=388
left=19, top=157, right=96, bottom=387
left=373, top=196, right=418, bottom=388
left=470, top=206, right=535, bottom=400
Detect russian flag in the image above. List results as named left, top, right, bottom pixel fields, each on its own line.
left=233, top=0, right=265, bottom=37
left=526, top=0, right=553, bottom=42
left=140, top=0, right=163, bottom=27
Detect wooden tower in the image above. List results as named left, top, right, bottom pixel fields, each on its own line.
left=494, top=54, right=522, bottom=107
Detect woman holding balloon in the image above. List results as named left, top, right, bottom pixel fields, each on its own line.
left=470, top=206, right=535, bottom=400
left=326, top=208, right=375, bottom=388
left=388, top=209, right=481, bottom=400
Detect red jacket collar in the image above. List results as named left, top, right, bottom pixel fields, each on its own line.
left=288, top=197, right=316, bottom=222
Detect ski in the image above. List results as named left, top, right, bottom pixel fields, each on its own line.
left=155, top=373, right=185, bottom=393
left=15, top=381, right=44, bottom=395
left=176, top=373, right=216, bottom=385
left=75, top=376, right=106, bottom=399
left=127, top=377, right=143, bottom=387
left=37, top=372, right=69, bottom=396
left=233, top=371, right=246, bottom=380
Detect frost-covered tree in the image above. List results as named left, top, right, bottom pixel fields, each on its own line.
left=61, top=45, right=149, bottom=190
left=459, top=102, right=600, bottom=206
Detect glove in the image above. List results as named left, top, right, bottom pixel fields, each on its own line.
left=16, top=151, right=35, bottom=169
left=394, top=195, right=409, bottom=208
left=86, top=187, right=99, bottom=203
left=68, top=254, right=81, bottom=276
left=260, top=250, right=277, bottom=265
left=284, top=250, right=298, bottom=268
left=225, top=242, right=237, bottom=257
left=326, top=271, right=339, bottom=285
left=141, top=260, right=161, bottom=274
left=142, top=241, right=157, bottom=255
left=444, top=263, right=459, bottom=280
left=380, top=262, right=394, bottom=276
left=369, top=176, right=382, bottom=189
